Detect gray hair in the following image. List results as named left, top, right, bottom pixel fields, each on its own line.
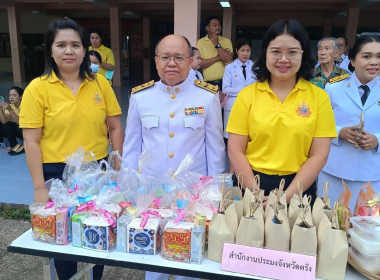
left=318, top=37, right=339, bottom=50
left=154, top=35, right=193, bottom=57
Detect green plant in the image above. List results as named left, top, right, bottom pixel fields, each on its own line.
left=0, top=205, right=31, bottom=220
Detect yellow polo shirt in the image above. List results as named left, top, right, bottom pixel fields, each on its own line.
left=196, top=35, right=233, bottom=81
left=19, top=72, right=122, bottom=163
left=226, top=79, right=337, bottom=175
left=4, top=104, right=20, bottom=121
left=89, top=44, right=115, bottom=78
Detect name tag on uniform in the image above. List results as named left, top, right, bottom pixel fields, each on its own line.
left=184, top=107, right=204, bottom=115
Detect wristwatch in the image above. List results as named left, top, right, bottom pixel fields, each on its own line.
left=215, top=43, right=221, bottom=49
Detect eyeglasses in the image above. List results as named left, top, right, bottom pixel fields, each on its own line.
left=156, top=55, right=190, bottom=64
left=267, top=49, right=303, bottom=60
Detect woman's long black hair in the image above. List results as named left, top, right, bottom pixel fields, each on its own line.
left=42, top=18, right=94, bottom=81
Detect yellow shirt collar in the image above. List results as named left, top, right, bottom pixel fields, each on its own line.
left=45, top=71, right=90, bottom=85
left=258, top=78, right=308, bottom=94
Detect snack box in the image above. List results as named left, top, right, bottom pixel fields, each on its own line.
left=162, top=221, right=193, bottom=263
left=349, top=216, right=380, bottom=242
left=82, top=215, right=116, bottom=252
left=348, top=228, right=380, bottom=255
left=116, top=214, right=132, bottom=252
left=349, top=239, right=380, bottom=274
left=31, top=214, right=56, bottom=244
left=127, top=218, right=160, bottom=255
left=71, top=212, right=89, bottom=247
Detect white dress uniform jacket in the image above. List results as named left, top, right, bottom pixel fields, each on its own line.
left=323, top=73, right=380, bottom=181
left=222, top=59, right=257, bottom=138
left=122, top=76, right=225, bottom=176
left=337, top=54, right=351, bottom=73
left=188, top=68, right=204, bottom=81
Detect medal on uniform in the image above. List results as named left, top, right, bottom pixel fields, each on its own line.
left=296, top=99, right=311, bottom=117
left=184, top=107, right=204, bottom=115
left=347, top=83, right=351, bottom=88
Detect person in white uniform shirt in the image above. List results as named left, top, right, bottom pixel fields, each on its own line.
left=335, top=36, right=351, bottom=73
left=222, top=38, right=257, bottom=140
left=188, top=47, right=204, bottom=81
left=319, top=35, right=380, bottom=210
left=122, top=35, right=225, bottom=280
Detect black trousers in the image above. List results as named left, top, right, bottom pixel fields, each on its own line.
left=43, top=162, right=104, bottom=280
left=0, top=123, right=5, bottom=142
left=3, top=122, right=22, bottom=147
left=233, top=170, right=317, bottom=206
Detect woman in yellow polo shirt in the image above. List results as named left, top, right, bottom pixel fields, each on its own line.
left=89, top=28, right=115, bottom=83
left=20, top=18, right=123, bottom=280
left=227, top=19, right=337, bottom=206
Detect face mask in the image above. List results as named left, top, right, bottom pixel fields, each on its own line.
left=90, top=64, right=100, bottom=73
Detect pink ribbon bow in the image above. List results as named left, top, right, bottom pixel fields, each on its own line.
left=44, top=201, right=55, bottom=209
left=140, top=210, right=163, bottom=228
left=68, top=184, right=78, bottom=194
left=77, top=201, right=95, bottom=212
left=100, top=209, right=116, bottom=228
left=153, top=197, right=162, bottom=208
left=191, top=193, right=200, bottom=201
left=174, top=209, right=186, bottom=224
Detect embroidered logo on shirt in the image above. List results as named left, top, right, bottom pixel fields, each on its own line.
left=184, top=107, right=204, bottom=115
left=296, top=99, right=311, bottom=117
left=93, top=92, right=103, bottom=105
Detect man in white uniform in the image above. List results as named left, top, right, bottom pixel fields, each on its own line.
left=122, top=35, right=225, bottom=280
left=335, top=36, right=351, bottom=73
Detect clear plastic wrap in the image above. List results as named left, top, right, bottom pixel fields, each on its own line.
left=62, top=146, right=86, bottom=191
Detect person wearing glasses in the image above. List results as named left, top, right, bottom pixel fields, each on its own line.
left=122, top=34, right=224, bottom=280
left=188, top=47, right=204, bottom=81
left=226, top=19, right=337, bottom=206
left=196, top=16, right=233, bottom=89
left=310, top=37, right=350, bottom=89
left=319, top=35, right=380, bottom=210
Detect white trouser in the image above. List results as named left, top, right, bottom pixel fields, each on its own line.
left=145, top=271, right=199, bottom=280
left=318, top=171, right=380, bottom=211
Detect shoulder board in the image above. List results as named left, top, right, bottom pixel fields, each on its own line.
left=329, top=73, right=350, bottom=84
left=224, top=61, right=233, bottom=66
left=194, top=80, right=219, bottom=94
left=131, top=80, right=155, bottom=94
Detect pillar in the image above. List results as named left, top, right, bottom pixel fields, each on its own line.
left=174, top=0, right=201, bottom=47
left=222, top=8, right=233, bottom=40
left=323, top=18, right=333, bottom=37
left=143, top=17, right=150, bottom=82
left=345, top=7, right=360, bottom=50
left=7, top=5, right=25, bottom=84
left=110, top=6, right=122, bottom=87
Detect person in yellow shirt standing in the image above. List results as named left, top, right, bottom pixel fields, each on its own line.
left=196, top=16, right=233, bottom=89
left=227, top=19, right=337, bottom=206
left=20, top=18, right=123, bottom=280
left=89, top=28, right=115, bottom=84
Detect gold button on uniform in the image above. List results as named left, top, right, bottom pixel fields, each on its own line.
left=171, top=94, right=176, bottom=99
left=168, top=152, right=174, bottom=158
left=170, top=113, right=175, bottom=118
left=169, top=132, right=174, bottom=138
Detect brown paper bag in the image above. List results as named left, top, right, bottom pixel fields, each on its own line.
left=290, top=204, right=317, bottom=256
left=265, top=179, right=288, bottom=224
left=312, top=181, right=332, bottom=230
left=223, top=177, right=244, bottom=224
left=264, top=179, right=287, bottom=218
left=236, top=198, right=265, bottom=247
left=243, top=175, right=264, bottom=217
left=208, top=192, right=238, bottom=263
left=316, top=202, right=348, bottom=280
left=288, top=182, right=312, bottom=230
left=264, top=197, right=290, bottom=251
